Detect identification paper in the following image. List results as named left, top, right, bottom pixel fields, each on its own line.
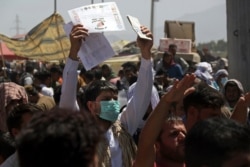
left=127, top=15, right=152, bottom=40
left=68, top=2, right=125, bottom=33
left=64, top=22, right=115, bottom=70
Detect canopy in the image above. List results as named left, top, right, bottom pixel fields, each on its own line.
left=0, top=42, right=27, bottom=61
left=0, top=13, right=70, bottom=61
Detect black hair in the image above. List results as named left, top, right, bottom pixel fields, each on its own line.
left=0, top=132, right=15, bottom=160
left=185, top=117, right=250, bottom=167
left=25, top=64, right=34, bottom=73
left=122, top=62, right=137, bottom=73
left=81, top=80, right=118, bottom=111
left=34, top=71, right=51, bottom=82
left=50, top=65, right=62, bottom=75
left=183, top=82, right=224, bottom=114
left=6, top=103, right=42, bottom=137
left=163, top=51, right=173, bottom=57
left=24, top=85, right=39, bottom=96
left=94, top=68, right=103, bottom=80
left=169, top=44, right=177, bottom=49
left=16, top=108, right=103, bottom=167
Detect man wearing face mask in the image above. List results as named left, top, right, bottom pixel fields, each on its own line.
left=59, top=24, right=155, bottom=167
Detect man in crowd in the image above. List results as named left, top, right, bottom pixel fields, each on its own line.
left=183, top=82, right=225, bottom=131
left=1, top=103, right=42, bottom=167
left=19, top=64, right=34, bottom=86
left=24, top=85, right=55, bottom=112
left=134, top=72, right=229, bottom=167
left=133, top=74, right=195, bottom=167
left=168, top=44, right=189, bottom=74
left=16, top=108, right=103, bottom=167
left=59, top=24, right=155, bottom=167
left=185, top=117, right=250, bottom=167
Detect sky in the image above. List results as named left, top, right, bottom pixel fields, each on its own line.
left=0, top=0, right=226, bottom=44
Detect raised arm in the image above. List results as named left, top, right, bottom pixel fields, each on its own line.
left=133, top=74, right=196, bottom=167
left=59, top=24, right=89, bottom=111
left=119, top=26, right=155, bottom=135
left=230, top=92, right=250, bottom=124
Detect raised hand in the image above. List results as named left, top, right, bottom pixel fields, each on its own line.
left=69, top=24, right=89, bottom=60
left=163, top=73, right=196, bottom=104
left=136, top=26, right=153, bottom=60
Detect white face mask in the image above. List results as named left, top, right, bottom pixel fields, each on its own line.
left=221, top=77, right=228, bottom=85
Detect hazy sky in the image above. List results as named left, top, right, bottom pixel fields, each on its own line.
left=0, top=0, right=226, bottom=43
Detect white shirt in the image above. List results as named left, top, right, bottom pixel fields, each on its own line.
left=59, top=57, right=154, bottom=166
left=119, top=58, right=154, bottom=135
left=0, top=152, right=19, bottom=167
left=106, top=128, right=122, bottom=167
left=40, top=84, right=54, bottom=97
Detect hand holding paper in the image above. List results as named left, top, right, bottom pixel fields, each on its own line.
left=64, top=22, right=115, bottom=70
left=127, top=15, right=152, bottom=40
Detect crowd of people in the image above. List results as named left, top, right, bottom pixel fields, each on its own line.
left=0, top=24, right=249, bottom=167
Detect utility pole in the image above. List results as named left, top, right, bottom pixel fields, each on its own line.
left=54, top=0, right=57, bottom=13
left=15, top=15, right=20, bottom=35
left=10, top=15, right=24, bottom=36
left=150, top=0, right=154, bottom=33
left=150, top=0, right=159, bottom=34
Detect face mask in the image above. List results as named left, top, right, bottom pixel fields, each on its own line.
left=99, top=100, right=120, bottom=122
left=220, top=77, right=228, bottom=86
left=212, top=81, right=220, bottom=91
left=208, top=80, right=219, bottom=91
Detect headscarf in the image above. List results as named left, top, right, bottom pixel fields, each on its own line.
left=0, top=82, right=28, bottom=132
left=222, top=79, right=244, bottom=96
left=214, top=69, right=228, bottom=81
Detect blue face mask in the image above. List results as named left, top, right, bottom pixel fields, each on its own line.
left=99, top=100, right=120, bottom=122
left=220, top=77, right=228, bottom=86
left=211, top=80, right=220, bottom=91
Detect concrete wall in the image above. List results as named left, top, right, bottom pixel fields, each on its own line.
left=227, top=0, right=250, bottom=91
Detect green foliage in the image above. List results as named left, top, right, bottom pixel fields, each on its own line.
left=197, top=39, right=228, bottom=58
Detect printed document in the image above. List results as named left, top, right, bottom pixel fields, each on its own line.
left=64, top=22, right=115, bottom=70
left=68, top=2, right=125, bottom=33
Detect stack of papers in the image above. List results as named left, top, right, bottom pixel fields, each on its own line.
left=66, top=2, right=150, bottom=70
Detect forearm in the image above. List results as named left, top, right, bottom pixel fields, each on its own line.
left=120, top=58, right=153, bottom=134
left=134, top=100, right=171, bottom=167
left=139, top=100, right=171, bottom=148
left=59, top=57, right=79, bottom=111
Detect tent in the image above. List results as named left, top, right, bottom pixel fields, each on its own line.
left=0, top=13, right=70, bottom=61
left=0, top=42, right=27, bottom=61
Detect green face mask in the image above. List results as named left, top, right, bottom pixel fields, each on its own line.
left=99, top=100, right=120, bottom=122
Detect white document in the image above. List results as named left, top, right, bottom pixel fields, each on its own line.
left=68, top=2, right=125, bottom=33
left=127, top=15, right=152, bottom=40
left=64, top=22, right=115, bottom=70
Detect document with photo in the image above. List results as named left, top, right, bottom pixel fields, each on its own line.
left=127, top=15, right=152, bottom=40
left=68, top=2, right=125, bottom=33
